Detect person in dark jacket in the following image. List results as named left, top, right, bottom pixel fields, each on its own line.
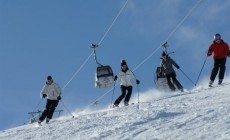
left=160, top=51, right=183, bottom=92
left=38, top=76, right=62, bottom=124
left=113, top=60, right=140, bottom=107
left=207, top=33, right=230, bottom=87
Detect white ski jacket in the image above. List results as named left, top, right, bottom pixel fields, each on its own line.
left=40, top=82, right=62, bottom=100
left=117, top=70, right=135, bottom=87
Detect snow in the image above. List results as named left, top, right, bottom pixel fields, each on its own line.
left=1, top=79, right=230, bottom=140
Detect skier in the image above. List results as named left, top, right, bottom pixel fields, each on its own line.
left=207, top=33, right=230, bottom=87
left=160, top=51, right=184, bottom=92
left=113, top=60, right=140, bottom=107
left=38, top=75, right=62, bottom=124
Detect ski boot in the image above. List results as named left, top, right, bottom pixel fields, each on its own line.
left=38, top=120, right=42, bottom=125
left=209, top=81, right=214, bottom=87
left=46, top=118, right=50, bottom=124
left=113, top=104, right=119, bottom=108
left=218, top=79, right=223, bottom=85
left=124, top=101, right=129, bottom=106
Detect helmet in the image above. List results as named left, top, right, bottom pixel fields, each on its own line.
left=214, top=33, right=221, bottom=41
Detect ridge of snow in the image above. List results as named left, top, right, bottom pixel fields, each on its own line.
left=1, top=80, right=230, bottom=140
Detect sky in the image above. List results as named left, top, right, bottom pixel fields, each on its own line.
left=1, top=0, right=230, bottom=131
left=1, top=77, right=230, bottom=139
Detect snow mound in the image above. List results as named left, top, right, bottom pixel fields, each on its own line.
left=1, top=82, right=230, bottom=140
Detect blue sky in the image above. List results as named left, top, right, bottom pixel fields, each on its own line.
left=1, top=0, right=230, bottom=131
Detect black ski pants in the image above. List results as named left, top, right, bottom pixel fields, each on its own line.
left=114, top=85, right=132, bottom=105
left=210, top=58, right=226, bottom=82
left=166, top=72, right=183, bottom=91
left=39, top=99, right=59, bottom=122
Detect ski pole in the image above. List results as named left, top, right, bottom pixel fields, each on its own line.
left=60, top=100, right=75, bottom=118
left=136, top=83, right=140, bottom=109
left=195, top=56, right=208, bottom=85
left=110, top=82, right=116, bottom=107
left=32, top=99, right=43, bottom=113
left=179, top=68, right=196, bottom=86
left=130, top=70, right=140, bottom=108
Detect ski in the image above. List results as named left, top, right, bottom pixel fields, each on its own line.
left=35, top=120, right=50, bottom=127
left=120, top=103, right=135, bottom=108
left=110, top=103, right=135, bottom=109
left=208, top=82, right=230, bottom=88
left=207, top=82, right=230, bottom=91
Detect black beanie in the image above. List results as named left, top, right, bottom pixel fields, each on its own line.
left=162, top=51, right=167, bottom=56
left=47, top=75, right=52, bottom=80
left=121, top=60, right=127, bottom=66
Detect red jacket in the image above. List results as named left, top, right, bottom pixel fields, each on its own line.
left=208, top=40, right=230, bottom=59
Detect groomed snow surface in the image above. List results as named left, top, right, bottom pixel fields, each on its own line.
left=1, top=78, right=230, bottom=140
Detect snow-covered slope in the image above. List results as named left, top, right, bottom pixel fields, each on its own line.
left=1, top=82, right=230, bottom=140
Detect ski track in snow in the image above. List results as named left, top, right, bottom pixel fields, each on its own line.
left=1, top=82, right=230, bottom=140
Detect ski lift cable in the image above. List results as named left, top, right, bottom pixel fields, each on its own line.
left=83, top=0, right=204, bottom=106
left=29, top=1, right=130, bottom=120
left=133, top=47, right=161, bottom=72
left=133, top=0, right=204, bottom=72
left=62, top=52, right=93, bottom=90
left=80, top=1, right=130, bottom=104
left=57, top=52, right=93, bottom=117
left=98, top=0, right=129, bottom=46
left=24, top=99, right=43, bottom=124
left=164, top=0, right=203, bottom=45
left=92, top=87, right=114, bottom=102
left=85, top=69, right=139, bottom=109
left=90, top=0, right=129, bottom=67
left=62, top=0, right=129, bottom=90
left=84, top=85, right=118, bottom=109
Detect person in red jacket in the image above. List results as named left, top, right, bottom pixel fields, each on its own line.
left=207, top=33, right=230, bottom=87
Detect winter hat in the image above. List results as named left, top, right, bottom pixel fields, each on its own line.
left=121, top=59, right=127, bottom=66
left=47, top=75, right=52, bottom=80
left=162, top=51, right=167, bottom=57
left=214, top=33, right=221, bottom=41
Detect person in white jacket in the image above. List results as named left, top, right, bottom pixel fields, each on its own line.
left=38, top=75, right=62, bottom=124
left=113, top=60, right=140, bottom=107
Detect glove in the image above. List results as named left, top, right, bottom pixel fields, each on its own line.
left=159, top=71, right=163, bottom=76
left=207, top=50, right=212, bottom=56
left=227, top=52, right=230, bottom=57
left=136, top=79, right=140, bottom=85
left=42, top=94, right=47, bottom=98
left=114, top=75, right=118, bottom=81
left=57, top=96, right=61, bottom=100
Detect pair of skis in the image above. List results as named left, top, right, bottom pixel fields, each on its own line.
left=208, top=82, right=230, bottom=88
left=111, top=103, right=135, bottom=108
